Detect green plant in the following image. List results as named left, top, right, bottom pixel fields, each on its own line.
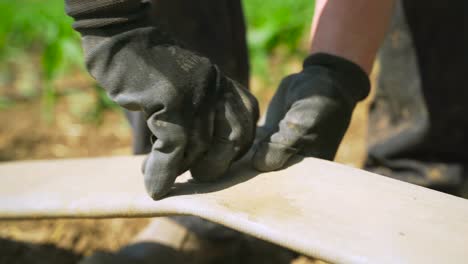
left=0, top=0, right=315, bottom=119
left=0, top=0, right=83, bottom=72
left=242, top=0, right=315, bottom=77
left=0, top=0, right=84, bottom=119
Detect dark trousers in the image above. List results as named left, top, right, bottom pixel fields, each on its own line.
left=366, top=0, right=468, bottom=193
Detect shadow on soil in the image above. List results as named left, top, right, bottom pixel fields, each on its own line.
left=0, top=238, right=82, bottom=264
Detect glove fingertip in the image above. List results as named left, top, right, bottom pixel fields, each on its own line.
left=143, top=153, right=177, bottom=200
left=144, top=172, right=173, bottom=200
left=252, top=142, right=296, bottom=172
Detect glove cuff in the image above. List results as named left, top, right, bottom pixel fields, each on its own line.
left=303, top=53, right=370, bottom=102
left=65, top=0, right=150, bottom=33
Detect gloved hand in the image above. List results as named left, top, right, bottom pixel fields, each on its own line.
left=252, top=53, right=370, bottom=171
left=65, top=0, right=259, bottom=199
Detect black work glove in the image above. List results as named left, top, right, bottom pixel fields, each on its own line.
left=65, top=0, right=259, bottom=199
left=252, top=53, right=370, bottom=171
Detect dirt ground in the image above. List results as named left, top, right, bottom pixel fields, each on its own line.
left=0, top=64, right=370, bottom=263
left=0, top=72, right=148, bottom=263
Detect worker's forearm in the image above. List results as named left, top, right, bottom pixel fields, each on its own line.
left=310, top=0, right=395, bottom=74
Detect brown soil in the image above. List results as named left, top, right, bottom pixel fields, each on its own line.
left=0, top=74, right=152, bottom=264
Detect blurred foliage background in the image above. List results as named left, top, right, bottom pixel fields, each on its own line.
left=0, top=0, right=315, bottom=161
left=0, top=0, right=314, bottom=116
